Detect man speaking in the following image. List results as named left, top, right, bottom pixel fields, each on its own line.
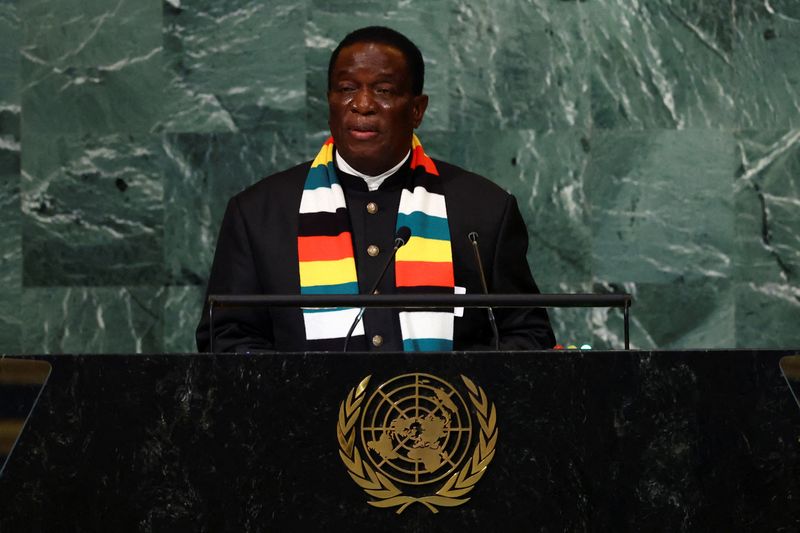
left=196, top=26, right=555, bottom=353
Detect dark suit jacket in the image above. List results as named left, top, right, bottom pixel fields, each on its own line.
left=196, top=159, right=555, bottom=352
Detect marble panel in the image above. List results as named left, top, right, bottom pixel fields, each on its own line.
left=19, top=0, right=161, bottom=65
left=731, top=1, right=800, bottom=129
left=0, top=113, right=18, bottom=147
left=734, top=130, right=800, bottom=284
left=19, top=0, right=164, bottom=136
left=586, top=0, right=736, bottom=129
left=735, top=282, right=800, bottom=348
left=0, top=1, right=21, bottom=353
left=304, top=129, right=332, bottom=159
left=19, top=287, right=165, bottom=354
left=587, top=129, right=735, bottom=284
left=424, top=128, right=591, bottom=287
left=0, top=110, right=22, bottom=290
left=0, top=0, right=20, bottom=107
left=0, top=292, right=21, bottom=354
left=21, top=58, right=166, bottom=137
left=1, top=166, right=21, bottom=293
left=448, top=0, right=589, bottom=132
left=164, top=285, right=204, bottom=353
left=546, top=281, right=596, bottom=349
left=162, top=128, right=306, bottom=286
left=305, top=1, right=452, bottom=137
left=3, top=0, right=800, bottom=353
left=591, top=280, right=735, bottom=350
left=21, top=134, right=164, bottom=286
left=161, top=0, right=305, bottom=133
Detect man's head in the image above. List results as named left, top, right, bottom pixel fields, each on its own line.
left=327, top=27, right=428, bottom=176
left=328, top=26, right=425, bottom=96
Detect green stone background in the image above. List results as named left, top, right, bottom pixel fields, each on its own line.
left=1, top=0, right=798, bottom=353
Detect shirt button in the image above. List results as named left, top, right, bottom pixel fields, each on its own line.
left=367, top=244, right=380, bottom=257
left=366, top=202, right=378, bottom=214
left=372, top=335, right=383, bottom=347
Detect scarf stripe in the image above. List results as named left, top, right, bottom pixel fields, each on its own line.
left=410, top=143, right=439, bottom=175
left=304, top=307, right=364, bottom=340
left=403, top=339, right=452, bottom=351
left=395, top=212, right=450, bottom=240
left=298, top=210, right=350, bottom=236
left=299, top=185, right=347, bottom=213
left=300, top=281, right=360, bottom=295
left=298, top=233, right=353, bottom=261
left=298, top=138, right=361, bottom=345
left=299, top=257, right=357, bottom=286
left=397, top=187, right=447, bottom=217
left=395, top=136, right=454, bottom=351
left=298, top=135, right=454, bottom=350
left=399, top=236, right=451, bottom=262
left=396, top=261, right=455, bottom=287
left=399, top=311, right=453, bottom=352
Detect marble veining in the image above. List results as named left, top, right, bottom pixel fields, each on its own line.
left=0, top=0, right=798, bottom=351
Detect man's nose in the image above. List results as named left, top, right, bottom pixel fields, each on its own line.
left=350, top=88, right=376, bottom=114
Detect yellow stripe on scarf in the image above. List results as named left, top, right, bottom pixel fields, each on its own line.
left=310, top=141, right=334, bottom=169
left=299, top=257, right=357, bottom=287
left=397, top=236, right=453, bottom=263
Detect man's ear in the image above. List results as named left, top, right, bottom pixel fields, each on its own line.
left=412, top=94, right=429, bottom=128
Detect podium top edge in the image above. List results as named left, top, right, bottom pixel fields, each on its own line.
left=207, top=293, right=632, bottom=308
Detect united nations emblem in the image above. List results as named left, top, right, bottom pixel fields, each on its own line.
left=336, top=373, right=498, bottom=513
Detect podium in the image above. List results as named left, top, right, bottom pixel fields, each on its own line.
left=1, top=350, right=798, bottom=531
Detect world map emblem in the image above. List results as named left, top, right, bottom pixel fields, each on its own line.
left=337, top=373, right=498, bottom=513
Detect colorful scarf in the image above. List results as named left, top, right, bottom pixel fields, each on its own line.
left=297, top=135, right=454, bottom=351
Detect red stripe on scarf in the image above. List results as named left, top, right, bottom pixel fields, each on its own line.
left=396, top=261, right=454, bottom=287
left=410, top=145, right=439, bottom=176
left=298, top=232, right=354, bottom=262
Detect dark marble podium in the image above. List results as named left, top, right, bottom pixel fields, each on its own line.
left=1, top=350, right=798, bottom=532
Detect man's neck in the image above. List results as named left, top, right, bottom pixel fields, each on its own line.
left=335, top=150, right=411, bottom=191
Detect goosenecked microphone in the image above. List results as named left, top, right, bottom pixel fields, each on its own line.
left=468, top=231, right=500, bottom=351
left=342, top=226, right=412, bottom=352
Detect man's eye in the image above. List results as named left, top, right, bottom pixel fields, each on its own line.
left=375, top=86, right=393, bottom=95
left=339, top=85, right=356, bottom=92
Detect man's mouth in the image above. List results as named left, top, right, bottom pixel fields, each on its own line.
left=348, top=126, right=379, bottom=141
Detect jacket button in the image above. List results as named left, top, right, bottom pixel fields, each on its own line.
left=367, top=244, right=380, bottom=257
left=372, top=335, right=383, bottom=347
left=366, top=202, right=378, bottom=214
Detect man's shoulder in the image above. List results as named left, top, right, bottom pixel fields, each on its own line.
left=433, top=159, right=512, bottom=203
left=233, top=161, right=312, bottom=207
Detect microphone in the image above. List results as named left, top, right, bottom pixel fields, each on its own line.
left=343, top=226, right=412, bottom=351
left=468, top=232, right=499, bottom=351
left=392, top=226, right=412, bottom=250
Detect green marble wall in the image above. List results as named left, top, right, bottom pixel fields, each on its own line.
left=1, top=0, right=798, bottom=353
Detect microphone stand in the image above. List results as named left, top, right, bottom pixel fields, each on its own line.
left=468, top=232, right=500, bottom=351
left=343, top=229, right=410, bottom=352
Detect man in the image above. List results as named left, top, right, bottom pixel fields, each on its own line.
left=196, top=26, right=555, bottom=352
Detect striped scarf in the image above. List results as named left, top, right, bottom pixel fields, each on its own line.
left=297, top=135, right=454, bottom=351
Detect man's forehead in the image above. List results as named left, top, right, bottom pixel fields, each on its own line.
left=331, top=42, right=409, bottom=75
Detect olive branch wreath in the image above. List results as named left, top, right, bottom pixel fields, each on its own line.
left=336, top=375, right=498, bottom=514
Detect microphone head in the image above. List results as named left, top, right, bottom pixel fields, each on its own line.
left=468, top=231, right=479, bottom=244
left=395, top=226, right=412, bottom=247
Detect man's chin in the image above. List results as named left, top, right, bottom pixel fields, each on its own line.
left=337, top=147, right=384, bottom=172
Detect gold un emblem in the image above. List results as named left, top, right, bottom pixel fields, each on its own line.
left=336, top=373, right=498, bottom=513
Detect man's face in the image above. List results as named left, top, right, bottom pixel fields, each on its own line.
left=327, top=42, right=428, bottom=176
